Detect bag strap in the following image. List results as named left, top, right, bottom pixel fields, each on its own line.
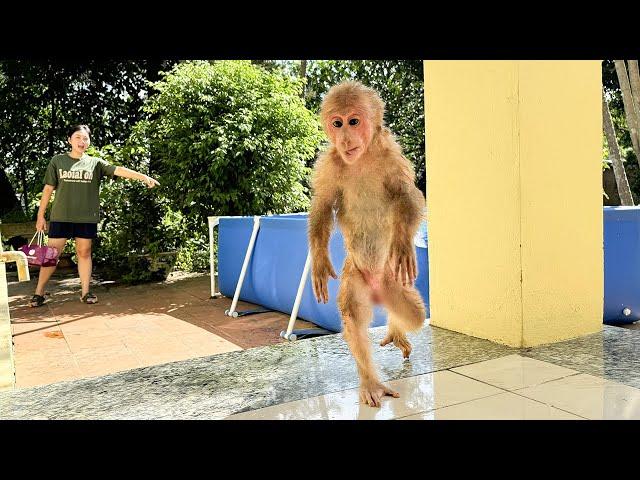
left=28, top=231, right=40, bottom=246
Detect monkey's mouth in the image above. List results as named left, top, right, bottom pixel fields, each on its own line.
left=345, top=146, right=360, bottom=156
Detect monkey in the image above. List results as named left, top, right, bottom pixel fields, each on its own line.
left=308, top=81, right=426, bottom=408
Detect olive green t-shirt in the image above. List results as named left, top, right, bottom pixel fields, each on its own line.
left=44, top=153, right=117, bottom=223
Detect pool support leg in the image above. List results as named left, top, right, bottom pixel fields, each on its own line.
left=280, top=249, right=333, bottom=341
left=225, top=216, right=261, bottom=318
left=208, top=216, right=222, bottom=299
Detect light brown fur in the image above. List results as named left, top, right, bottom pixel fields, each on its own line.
left=308, top=81, right=426, bottom=407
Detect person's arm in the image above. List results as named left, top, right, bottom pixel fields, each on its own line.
left=113, top=166, right=160, bottom=188
left=36, top=184, right=55, bottom=231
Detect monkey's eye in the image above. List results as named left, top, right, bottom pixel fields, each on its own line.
left=348, top=118, right=360, bottom=126
left=332, top=120, right=343, bottom=128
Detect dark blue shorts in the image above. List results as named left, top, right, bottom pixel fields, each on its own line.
left=48, top=221, right=98, bottom=239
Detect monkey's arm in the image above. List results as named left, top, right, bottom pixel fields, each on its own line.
left=385, top=170, right=425, bottom=286
left=308, top=161, right=339, bottom=303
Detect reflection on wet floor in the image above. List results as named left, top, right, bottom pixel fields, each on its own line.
left=2, top=318, right=640, bottom=419
left=228, top=349, right=640, bottom=420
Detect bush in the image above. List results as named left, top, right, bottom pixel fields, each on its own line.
left=89, top=137, right=186, bottom=283
left=175, top=234, right=211, bottom=273
left=145, top=60, right=324, bottom=227
left=90, top=61, right=323, bottom=284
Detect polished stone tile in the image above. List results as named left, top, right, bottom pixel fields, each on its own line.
left=516, top=373, right=640, bottom=420
left=521, top=326, right=640, bottom=389
left=400, top=392, right=583, bottom=420
left=226, top=370, right=503, bottom=420
left=0, top=325, right=515, bottom=419
left=451, top=354, right=578, bottom=390
left=4, top=319, right=640, bottom=420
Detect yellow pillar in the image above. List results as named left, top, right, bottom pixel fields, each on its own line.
left=423, top=61, right=603, bottom=347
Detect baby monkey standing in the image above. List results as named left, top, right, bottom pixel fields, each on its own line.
left=308, top=81, right=426, bottom=407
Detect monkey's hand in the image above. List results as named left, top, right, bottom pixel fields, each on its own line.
left=311, top=257, right=337, bottom=304
left=389, top=238, right=417, bottom=286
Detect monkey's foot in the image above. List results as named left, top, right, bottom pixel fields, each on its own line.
left=359, top=380, right=399, bottom=408
left=380, top=331, right=412, bottom=358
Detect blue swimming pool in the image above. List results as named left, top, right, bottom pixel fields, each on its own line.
left=216, top=207, right=638, bottom=331
left=603, top=206, right=640, bottom=324
left=217, top=213, right=429, bottom=333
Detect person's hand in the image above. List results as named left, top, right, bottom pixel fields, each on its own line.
left=36, top=216, right=47, bottom=232
left=142, top=175, right=160, bottom=188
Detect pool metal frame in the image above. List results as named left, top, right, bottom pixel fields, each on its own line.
left=208, top=214, right=334, bottom=341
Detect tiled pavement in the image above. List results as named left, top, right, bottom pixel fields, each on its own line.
left=6, top=269, right=316, bottom=388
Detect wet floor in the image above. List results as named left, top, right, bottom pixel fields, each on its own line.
left=1, top=316, right=640, bottom=419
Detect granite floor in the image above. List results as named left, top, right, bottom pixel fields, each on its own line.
left=1, top=318, right=639, bottom=420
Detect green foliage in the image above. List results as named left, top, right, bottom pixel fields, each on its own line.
left=304, top=60, right=425, bottom=193
left=0, top=207, right=29, bottom=223
left=89, top=139, right=186, bottom=284
left=1, top=59, right=424, bottom=284
left=144, top=60, right=323, bottom=228
left=0, top=60, right=175, bottom=213
left=175, top=234, right=211, bottom=272
left=88, top=61, right=323, bottom=283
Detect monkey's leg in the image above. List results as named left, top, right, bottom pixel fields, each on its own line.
left=379, top=269, right=426, bottom=359
left=338, top=262, right=399, bottom=407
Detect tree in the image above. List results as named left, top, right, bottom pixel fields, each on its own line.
left=144, top=60, right=324, bottom=228
left=603, top=92, right=634, bottom=205
left=300, top=60, right=307, bottom=98
left=614, top=60, right=640, bottom=168
left=0, top=60, right=175, bottom=217
left=628, top=61, right=640, bottom=130
left=0, top=168, right=21, bottom=218
left=603, top=60, right=640, bottom=201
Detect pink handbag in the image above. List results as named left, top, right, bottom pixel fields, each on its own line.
left=19, top=231, right=59, bottom=267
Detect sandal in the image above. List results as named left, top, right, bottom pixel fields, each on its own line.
left=80, top=292, right=98, bottom=304
left=30, top=294, right=46, bottom=308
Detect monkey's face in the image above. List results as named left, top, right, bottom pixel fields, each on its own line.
left=326, top=109, right=373, bottom=165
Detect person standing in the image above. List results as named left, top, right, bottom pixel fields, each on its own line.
left=30, top=124, right=160, bottom=307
